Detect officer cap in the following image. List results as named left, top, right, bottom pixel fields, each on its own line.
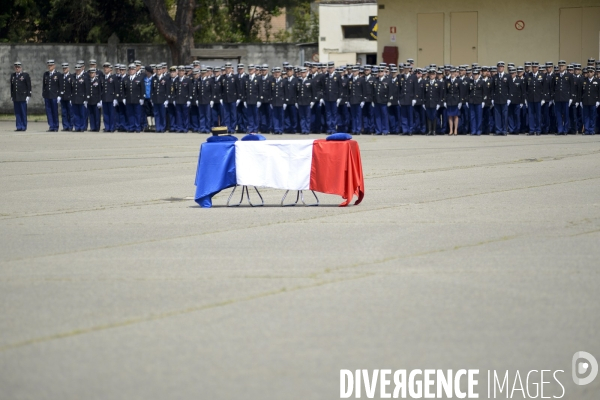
left=517, top=66, right=524, bottom=72
left=372, top=66, right=380, bottom=73
left=575, top=63, right=582, bottom=69
left=437, top=69, right=443, bottom=74
left=508, top=67, right=516, bottom=74
left=89, top=59, right=97, bottom=65
left=428, top=68, right=436, bottom=74
left=364, top=65, right=371, bottom=70
left=262, top=64, right=269, bottom=69
left=471, top=63, right=479, bottom=67
left=300, top=67, right=307, bottom=72
left=415, top=68, right=422, bottom=74
left=390, top=67, right=398, bottom=72
left=567, top=64, right=574, bottom=70
left=473, top=69, right=480, bottom=74
left=149, top=64, right=156, bottom=69
left=14, top=61, right=22, bottom=66
left=459, top=66, right=466, bottom=71
left=507, top=62, right=515, bottom=67
left=193, top=60, right=201, bottom=66
left=407, top=59, right=414, bottom=64
left=47, top=59, right=55, bottom=65
left=200, top=67, right=207, bottom=72
left=294, top=67, right=300, bottom=72
left=248, top=64, right=255, bottom=69
left=220, top=66, right=225, bottom=71
left=359, top=66, right=364, bottom=72
left=497, top=61, right=505, bottom=67
left=192, top=68, right=200, bottom=74
left=490, top=66, right=497, bottom=72
left=557, top=60, right=567, bottom=66
left=207, top=66, right=213, bottom=71
left=379, top=63, right=387, bottom=68
left=352, top=66, right=359, bottom=71
left=596, top=60, right=600, bottom=65
left=103, top=62, right=111, bottom=68
left=273, top=66, right=281, bottom=72
left=544, top=61, right=553, bottom=67
left=183, top=65, right=191, bottom=71
left=282, top=61, right=289, bottom=66
left=75, top=64, right=83, bottom=69
left=304, top=62, right=310, bottom=67
left=346, top=65, right=352, bottom=69
left=134, top=60, right=141, bottom=66
left=89, top=68, right=97, bottom=73
left=450, top=67, right=457, bottom=72
left=224, top=62, right=232, bottom=68
left=524, top=62, right=532, bottom=66
left=77, top=59, right=85, bottom=65
left=444, top=65, right=451, bottom=70
left=61, top=62, right=69, bottom=68
left=327, top=61, right=335, bottom=67
left=176, top=65, right=184, bottom=70
left=587, top=58, right=595, bottom=64
left=129, top=64, right=136, bottom=70
left=466, top=67, right=472, bottom=73
left=532, top=61, right=539, bottom=66
left=481, top=66, right=489, bottom=71
left=237, top=64, right=245, bottom=69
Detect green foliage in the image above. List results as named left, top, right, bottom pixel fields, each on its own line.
left=290, top=3, right=318, bottom=43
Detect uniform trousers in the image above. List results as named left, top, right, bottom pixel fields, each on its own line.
left=259, top=103, right=272, bottom=132
left=507, top=103, right=521, bottom=134
left=284, top=104, right=298, bottom=133
left=126, top=103, right=142, bottom=132
left=323, top=101, right=337, bottom=134
left=13, top=101, right=28, bottom=131
left=153, top=103, right=167, bottom=132
left=582, top=105, right=597, bottom=134
left=350, top=104, right=362, bottom=134
left=310, top=103, right=323, bottom=133
left=246, top=104, right=259, bottom=133
left=387, top=104, right=400, bottom=133
left=87, top=104, right=101, bottom=131
left=71, top=103, right=86, bottom=131
left=175, top=103, right=189, bottom=132
left=189, top=104, right=200, bottom=132
left=236, top=102, right=247, bottom=133
left=102, top=101, right=116, bottom=132
left=44, top=98, right=59, bottom=131
left=400, top=104, right=413, bottom=134
left=469, top=104, right=483, bottom=135
left=412, top=105, right=425, bottom=134
left=494, top=103, right=508, bottom=133
left=554, top=101, right=570, bottom=134
left=362, top=102, right=374, bottom=133
left=298, top=105, right=311, bottom=134
left=528, top=102, right=542, bottom=133
left=374, top=103, right=390, bottom=135
left=198, top=104, right=211, bottom=133
left=222, top=101, right=237, bottom=133
left=272, top=106, right=284, bottom=134
left=337, top=104, right=349, bottom=133
left=60, top=99, right=73, bottom=130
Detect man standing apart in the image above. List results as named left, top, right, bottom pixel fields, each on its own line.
left=42, top=60, right=60, bottom=132
left=11, top=61, right=31, bottom=132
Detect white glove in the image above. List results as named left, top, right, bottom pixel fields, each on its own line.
left=196, top=101, right=199, bottom=106
left=412, top=99, right=416, bottom=106
left=550, top=100, right=554, bottom=106
left=320, top=99, right=325, bottom=106
left=310, top=102, right=314, bottom=108
left=163, top=100, right=168, bottom=107
left=491, top=100, right=494, bottom=106
left=360, top=102, right=364, bottom=108
left=575, top=102, right=579, bottom=108
left=186, top=101, right=191, bottom=107
left=70, top=100, right=72, bottom=105
left=26, top=96, right=30, bottom=104
left=84, top=101, right=88, bottom=107
left=270, top=104, right=273, bottom=109
left=57, top=96, right=61, bottom=103
left=507, top=100, right=511, bottom=106
left=458, top=103, right=462, bottom=110
left=257, top=101, right=261, bottom=108
left=568, top=99, right=572, bottom=107
left=236, top=99, right=241, bottom=106
left=210, top=101, right=214, bottom=108
left=422, top=104, right=426, bottom=110
left=520, top=104, right=523, bottom=109
left=97, top=102, right=102, bottom=109
left=220, top=99, right=223, bottom=105
left=283, top=104, right=287, bottom=110
left=139, top=99, right=144, bottom=106
left=436, top=104, right=440, bottom=110
left=346, top=102, right=350, bottom=108
left=387, top=102, right=392, bottom=107
left=243, top=101, right=247, bottom=108
left=172, top=101, right=176, bottom=106
left=465, top=103, right=469, bottom=109
left=150, top=100, right=153, bottom=106
left=336, top=99, right=341, bottom=107
left=444, top=102, right=447, bottom=108
left=113, top=100, right=118, bottom=107
left=371, top=102, right=375, bottom=108
left=295, top=103, right=298, bottom=109
left=525, top=100, right=528, bottom=106
left=541, top=100, right=545, bottom=106
left=596, top=102, right=600, bottom=108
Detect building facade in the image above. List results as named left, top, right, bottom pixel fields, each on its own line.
left=319, top=0, right=378, bottom=65
left=376, top=0, right=600, bottom=67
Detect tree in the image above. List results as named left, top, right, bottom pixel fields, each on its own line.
left=143, top=0, right=199, bottom=64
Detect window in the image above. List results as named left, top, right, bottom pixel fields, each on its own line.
left=342, top=25, right=371, bottom=40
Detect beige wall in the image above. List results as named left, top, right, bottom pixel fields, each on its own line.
left=377, top=0, right=600, bottom=67
left=319, top=3, right=378, bottom=63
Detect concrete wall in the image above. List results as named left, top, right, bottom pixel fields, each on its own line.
left=0, top=43, right=317, bottom=114
left=377, top=0, right=600, bottom=68
left=319, top=2, right=378, bottom=63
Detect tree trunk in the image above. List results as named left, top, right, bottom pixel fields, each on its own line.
left=143, top=0, right=197, bottom=65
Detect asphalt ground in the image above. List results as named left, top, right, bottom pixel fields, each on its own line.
left=1, top=122, right=599, bottom=399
